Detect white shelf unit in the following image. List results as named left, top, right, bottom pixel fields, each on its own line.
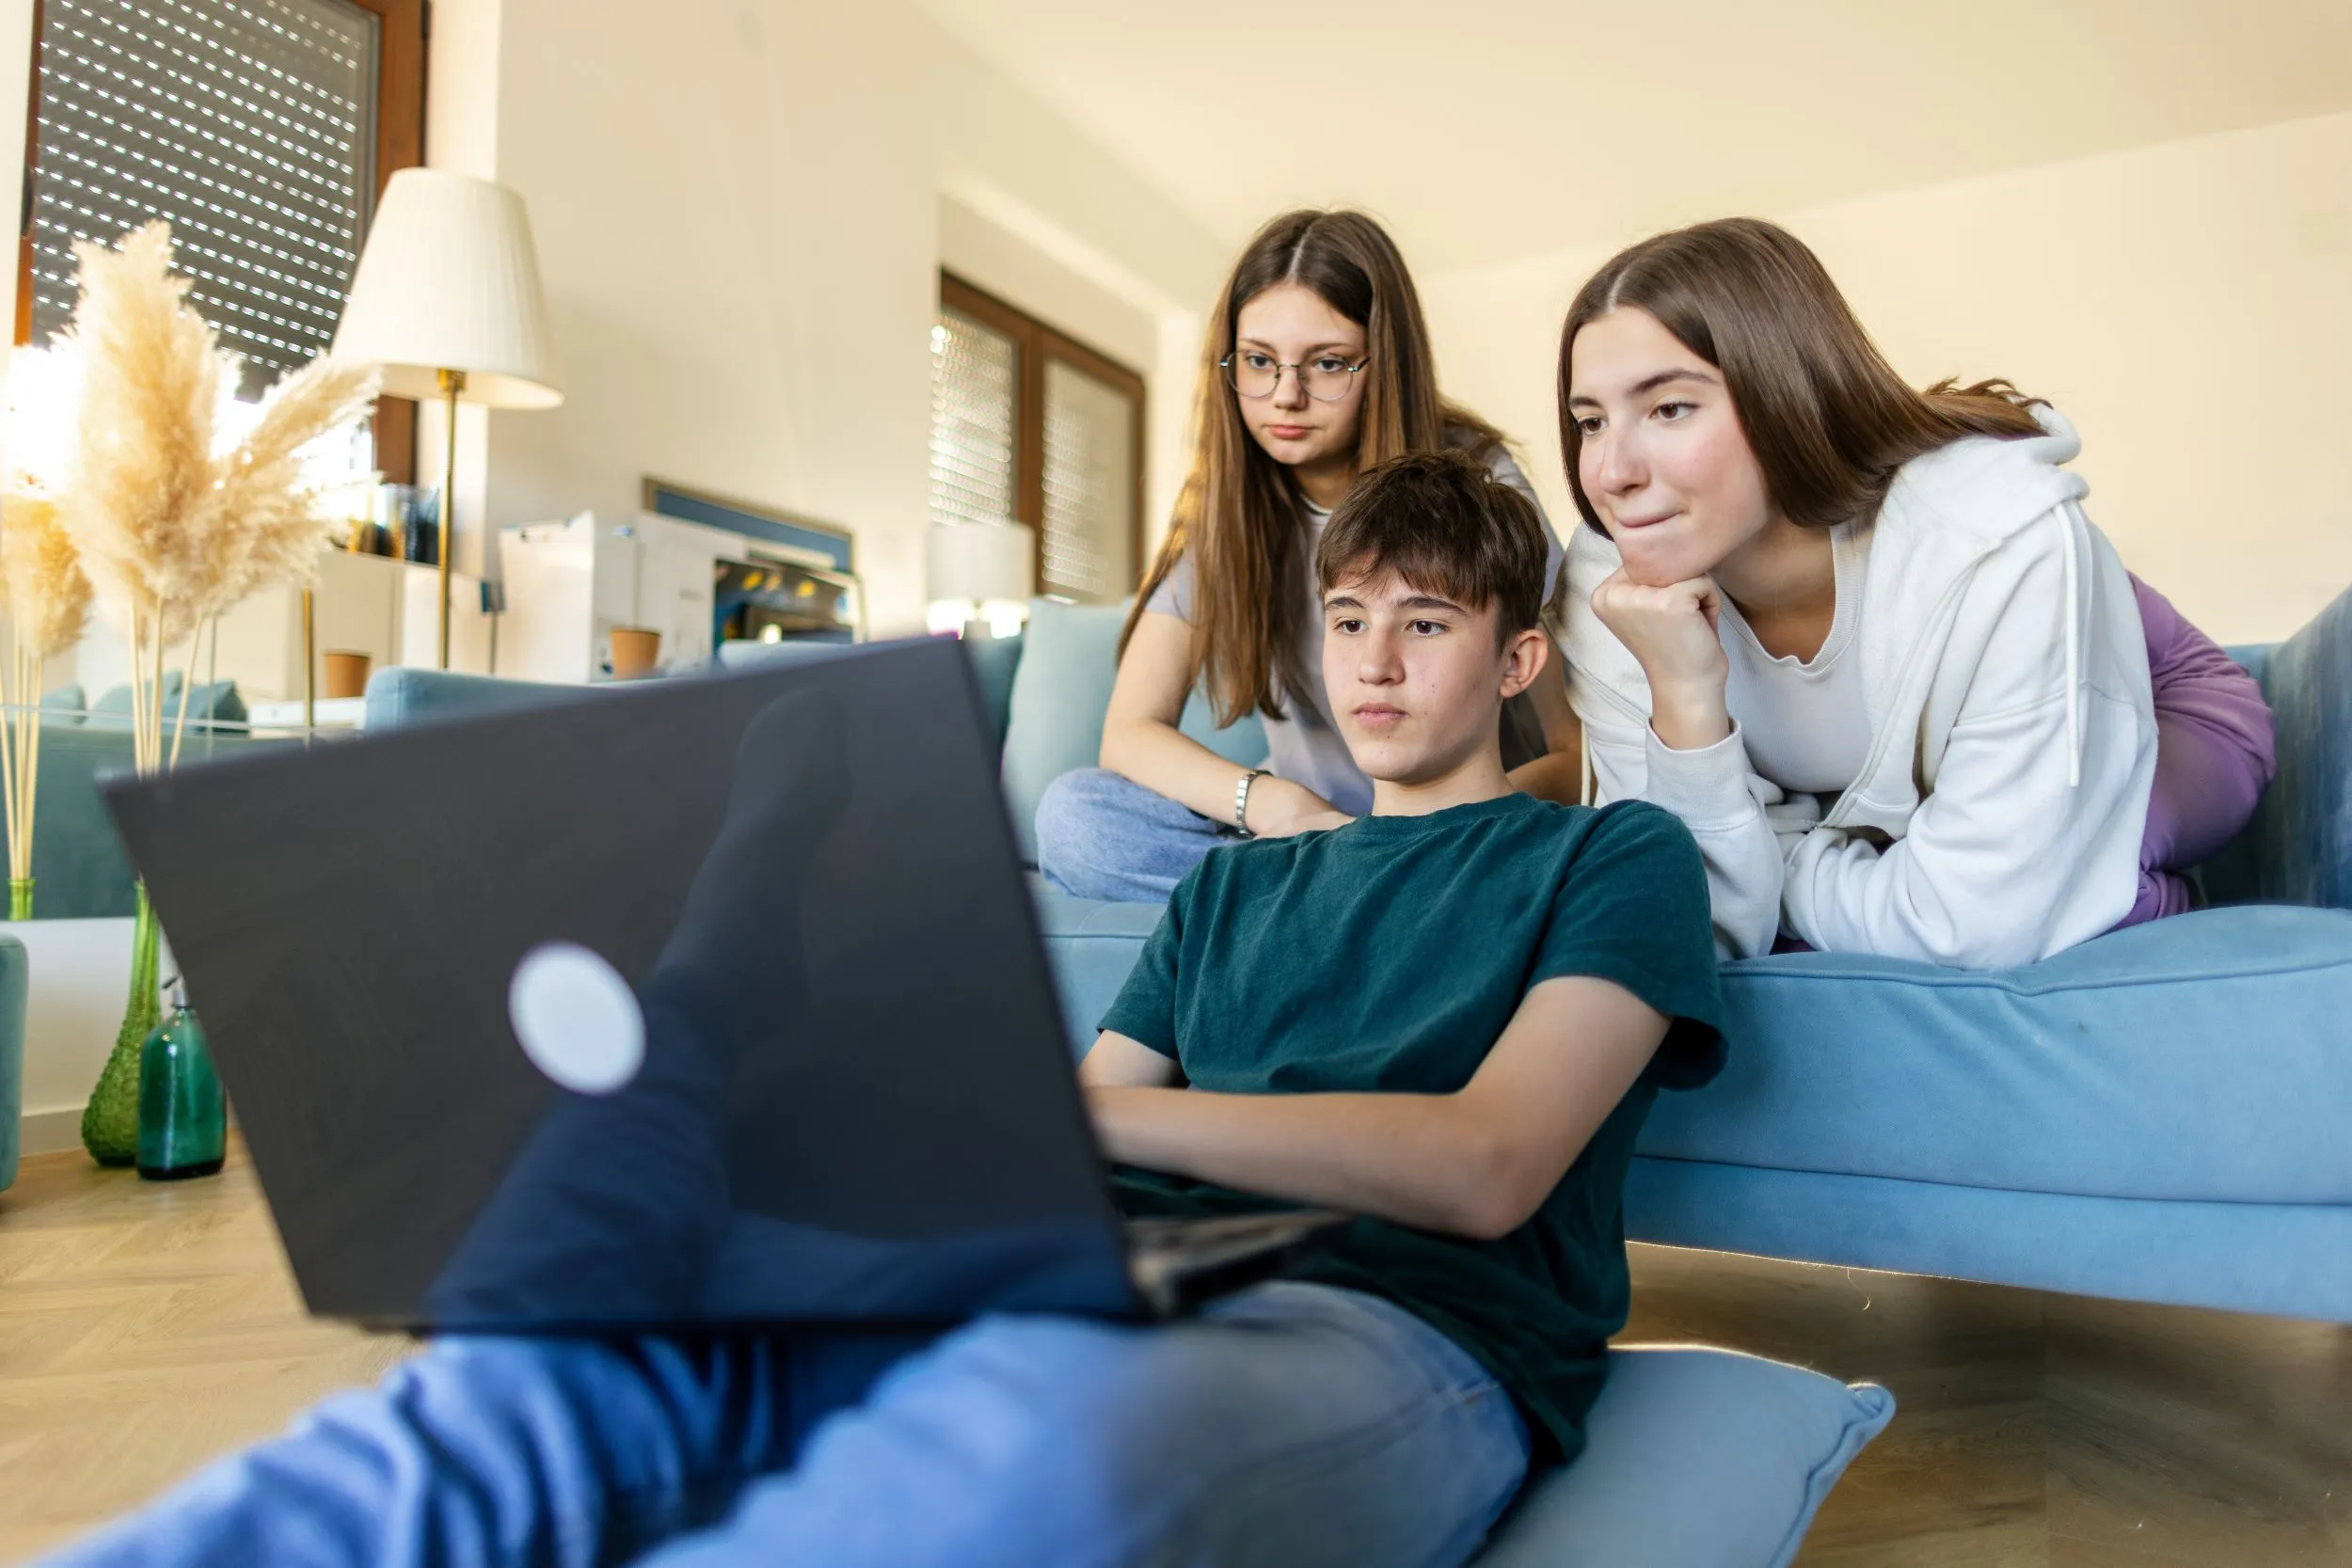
left=56, top=547, right=494, bottom=705
left=497, top=511, right=860, bottom=684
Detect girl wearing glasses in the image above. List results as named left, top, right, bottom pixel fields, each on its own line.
left=1559, top=218, right=2274, bottom=967
left=1036, top=209, right=1581, bottom=901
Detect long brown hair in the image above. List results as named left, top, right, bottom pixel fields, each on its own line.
left=1556, top=217, right=2045, bottom=534
left=1124, top=209, right=1503, bottom=724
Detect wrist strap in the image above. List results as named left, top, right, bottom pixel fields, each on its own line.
left=1234, top=768, right=1268, bottom=837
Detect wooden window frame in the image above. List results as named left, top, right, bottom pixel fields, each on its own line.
left=16, top=0, right=427, bottom=482
left=939, top=272, right=1147, bottom=599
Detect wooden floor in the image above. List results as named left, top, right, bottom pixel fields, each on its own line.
left=2, top=1142, right=2346, bottom=1566
left=1625, top=1251, right=2352, bottom=1566
left=0, top=1141, right=408, bottom=1564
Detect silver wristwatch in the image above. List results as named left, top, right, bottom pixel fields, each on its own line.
left=1234, top=768, right=1268, bottom=837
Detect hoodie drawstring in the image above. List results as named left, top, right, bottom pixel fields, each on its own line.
left=2058, top=502, right=2082, bottom=789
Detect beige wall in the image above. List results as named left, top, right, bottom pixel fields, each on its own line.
left=450, top=0, right=1225, bottom=634
left=1424, top=109, right=2352, bottom=644
left=3, top=0, right=1227, bottom=640
left=939, top=198, right=1159, bottom=378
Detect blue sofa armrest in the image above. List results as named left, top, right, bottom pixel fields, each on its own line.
left=362, top=667, right=591, bottom=732
left=364, top=639, right=1027, bottom=749
left=2197, top=580, right=2352, bottom=910
left=0, top=933, right=27, bottom=1194
left=716, top=634, right=1022, bottom=752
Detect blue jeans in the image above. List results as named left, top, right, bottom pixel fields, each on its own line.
left=45, top=1282, right=1529, bottom=1568
left=1036, top=768, right=1231, bottom=903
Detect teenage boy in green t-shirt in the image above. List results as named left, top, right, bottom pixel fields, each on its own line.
left=1086, top=448, right=1725, bottom=1489
left=47, top=451, right=1723, bottom=1568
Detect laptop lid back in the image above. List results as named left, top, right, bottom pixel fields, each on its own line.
left=103, top=641, right=1137, bottom=1330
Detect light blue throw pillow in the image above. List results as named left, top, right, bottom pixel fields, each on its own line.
left=1000, top=598, right=1266, bottom=864
left=85, top=671, right=185, bottom=729
left=175, top=679, right=246, bottom=726
left=39, top=683, right=87, bottom=725
left=1475, top=1347, right=1893, bottom=1568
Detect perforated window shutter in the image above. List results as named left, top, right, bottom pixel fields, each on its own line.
left=29, top=0, right=379, bottom=394
left=1041, top=359, right=1136, bottom=604
left=928, top=308, right=1019, bottom=529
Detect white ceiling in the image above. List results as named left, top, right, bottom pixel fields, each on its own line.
left=914, top=0, right=2352, bottom=274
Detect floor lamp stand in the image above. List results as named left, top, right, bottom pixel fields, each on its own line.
left=435, top=367, right=469, bottom=670
left=301, top=589, right=315, bottom=731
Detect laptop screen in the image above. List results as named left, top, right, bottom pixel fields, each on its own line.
left=104, top=641, right=1136, bottom=1330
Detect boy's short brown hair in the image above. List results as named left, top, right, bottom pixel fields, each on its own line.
left=1314, top=451, right=1550, bottom=641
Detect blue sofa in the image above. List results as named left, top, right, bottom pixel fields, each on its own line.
left=367, top=582, right=2352, bottom=1325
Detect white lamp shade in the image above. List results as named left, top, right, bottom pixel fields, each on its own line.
left=332, top=169, right=564, bottom=409
left=927, top=520, right=1035, bottom=605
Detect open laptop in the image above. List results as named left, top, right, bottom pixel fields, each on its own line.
left=101, top=639, right=1343, bottom=1332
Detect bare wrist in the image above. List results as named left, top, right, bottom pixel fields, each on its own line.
left=1649, top=684, right=1731, bottom=752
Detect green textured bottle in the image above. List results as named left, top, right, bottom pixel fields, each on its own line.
left=83, top=882, right=163, bottom=1165
left=135, top=984, right=224, bottom=1181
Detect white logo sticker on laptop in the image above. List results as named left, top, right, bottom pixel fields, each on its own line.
left=507, top=942, right=645, bottom=1095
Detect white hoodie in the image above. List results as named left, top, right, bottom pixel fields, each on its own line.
left=1564, top=406, right=2156, bottom=969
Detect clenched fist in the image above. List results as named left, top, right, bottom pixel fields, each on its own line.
left=1589, top=569, right=1734, bottom=752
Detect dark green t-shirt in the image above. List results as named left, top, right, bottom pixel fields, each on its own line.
left=1100, top=793, right=1724, bottom=1465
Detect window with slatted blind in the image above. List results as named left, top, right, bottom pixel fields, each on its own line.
left=930, top=274, right=1145, bottom=607
left=17, top=0, right=424, bottom=463
left=929, top=305, right=1020, bottom=531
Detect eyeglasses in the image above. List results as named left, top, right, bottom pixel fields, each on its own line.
left=1219, top=350, right=1369, bottom=403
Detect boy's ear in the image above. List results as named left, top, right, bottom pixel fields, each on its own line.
left=1499, top=626, right=1549, bottom=700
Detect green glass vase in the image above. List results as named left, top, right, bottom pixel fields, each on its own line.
left=81, top=882, right=162, bottom=1166
left=136, top=989, right=223, bottom=1180
left=8, top=876, right=31, bottom=921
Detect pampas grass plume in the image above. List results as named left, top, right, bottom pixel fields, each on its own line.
left=56, top=222, right=229, bottom=630
left=52, top=218, right=381, bottom=642
left=48, top=219, right=382, bottom=780
left=197, top=354, right=381, bottom=614
left=0, top=495, right=93, bottom=658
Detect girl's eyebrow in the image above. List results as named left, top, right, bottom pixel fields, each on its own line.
left=1238, top=338, right=1359, bottom=355
left=1630, top=368, right=1718, bottom=395
left=1567, top=367, right=1720, bottom=408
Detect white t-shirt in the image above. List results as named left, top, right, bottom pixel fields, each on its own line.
left=1717, top=523, right=1873, bottom=797
left=1145, top=445, right=1562, bottom=816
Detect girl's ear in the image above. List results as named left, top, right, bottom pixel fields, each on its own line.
left=1498, top=625, right=1549, bottom=700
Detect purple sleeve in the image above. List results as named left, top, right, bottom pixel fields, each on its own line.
left=2133, top=574, right=2278, bottom=870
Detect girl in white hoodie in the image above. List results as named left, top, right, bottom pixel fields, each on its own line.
left=1558, top=218, right=2274, bottom=969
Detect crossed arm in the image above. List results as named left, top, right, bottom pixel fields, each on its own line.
left=1080, top=975, right=1669, bottom=1242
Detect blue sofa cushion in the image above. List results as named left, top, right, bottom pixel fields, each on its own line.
left=1000, top=600, right=1267, bottom=865
left=1030, top=875, right=1168, bottom=1049
left=1475, top=1348, right=1892, bottom=1568
left=962, top=634, right=1023, bottom=752
left=1639, top=905, right=2352, bottom=1206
